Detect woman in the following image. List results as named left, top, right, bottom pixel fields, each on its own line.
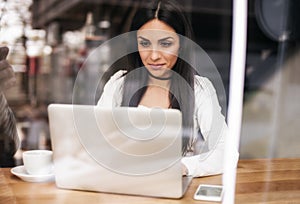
left=0, top=48, right=19, bottom=167
left=97, top=0, right=239, bottom=177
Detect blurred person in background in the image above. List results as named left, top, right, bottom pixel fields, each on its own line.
left=97, top=0, right=239, bottom=177
left=0, top=46, right=19, bottom=167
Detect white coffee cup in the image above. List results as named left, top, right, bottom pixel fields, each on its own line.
left=22, top=150, right=53, bottom=175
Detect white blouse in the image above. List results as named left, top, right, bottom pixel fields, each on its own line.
left=97, top=70, right=239, bottom=177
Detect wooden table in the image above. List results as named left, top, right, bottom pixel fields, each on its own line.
left=1, top=158, right=300, bottom=204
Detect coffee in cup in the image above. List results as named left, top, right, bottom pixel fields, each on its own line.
left=22, top=150, right=53, bottom=175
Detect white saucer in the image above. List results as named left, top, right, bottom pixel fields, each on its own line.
left=11, top=165, right=55, bottom=183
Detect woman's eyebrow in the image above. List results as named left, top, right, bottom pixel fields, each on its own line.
left=137, top=36, right=150, bottom=41
left=158, top=37, right=174, bottom=42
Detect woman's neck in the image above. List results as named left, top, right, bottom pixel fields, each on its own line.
left=147, top=70, right=172, bottom=81
left=146, top=69, right=172, bottom=88
left=148, top=77, right=171, bottom=89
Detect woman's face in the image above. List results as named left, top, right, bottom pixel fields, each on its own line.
left=137, top=19, right=180, bottom=78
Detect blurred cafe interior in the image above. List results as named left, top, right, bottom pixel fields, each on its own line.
left=1, top=0, right=300, bottom=166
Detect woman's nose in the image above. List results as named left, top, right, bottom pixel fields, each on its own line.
left=150, top=49, right=161, bottom=61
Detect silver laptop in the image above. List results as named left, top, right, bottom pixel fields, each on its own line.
left=48, top=104, right=192, bottom=198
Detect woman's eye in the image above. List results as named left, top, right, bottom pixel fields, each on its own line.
left=139, top=41, right=151, bottom=47
left=160, top=41, right=173, bottom=47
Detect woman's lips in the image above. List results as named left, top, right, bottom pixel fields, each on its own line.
left=148, top=64, right=165, bottom=70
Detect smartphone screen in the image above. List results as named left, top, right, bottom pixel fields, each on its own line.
left=194, top=184, right=224, bottom=202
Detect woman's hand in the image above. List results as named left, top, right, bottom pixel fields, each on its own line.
left=182, top=163, right=189, bottom=176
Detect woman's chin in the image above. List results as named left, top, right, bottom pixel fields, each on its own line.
left=148, top=69, right=172, bottom=80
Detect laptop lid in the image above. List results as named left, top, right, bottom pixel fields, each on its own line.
left=48, top=104, right=191, bottom=198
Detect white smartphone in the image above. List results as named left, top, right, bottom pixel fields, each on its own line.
left=193, top=184, right=224, bottom=202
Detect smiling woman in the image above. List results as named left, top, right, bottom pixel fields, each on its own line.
left=97, top=0, right=239, bottom=178
left=137, top=20, right=181, bottom=108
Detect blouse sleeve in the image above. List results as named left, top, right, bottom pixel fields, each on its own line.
left=97, top=70, right=126, bottom=107
left=181, top=76, right=239, bottom=177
